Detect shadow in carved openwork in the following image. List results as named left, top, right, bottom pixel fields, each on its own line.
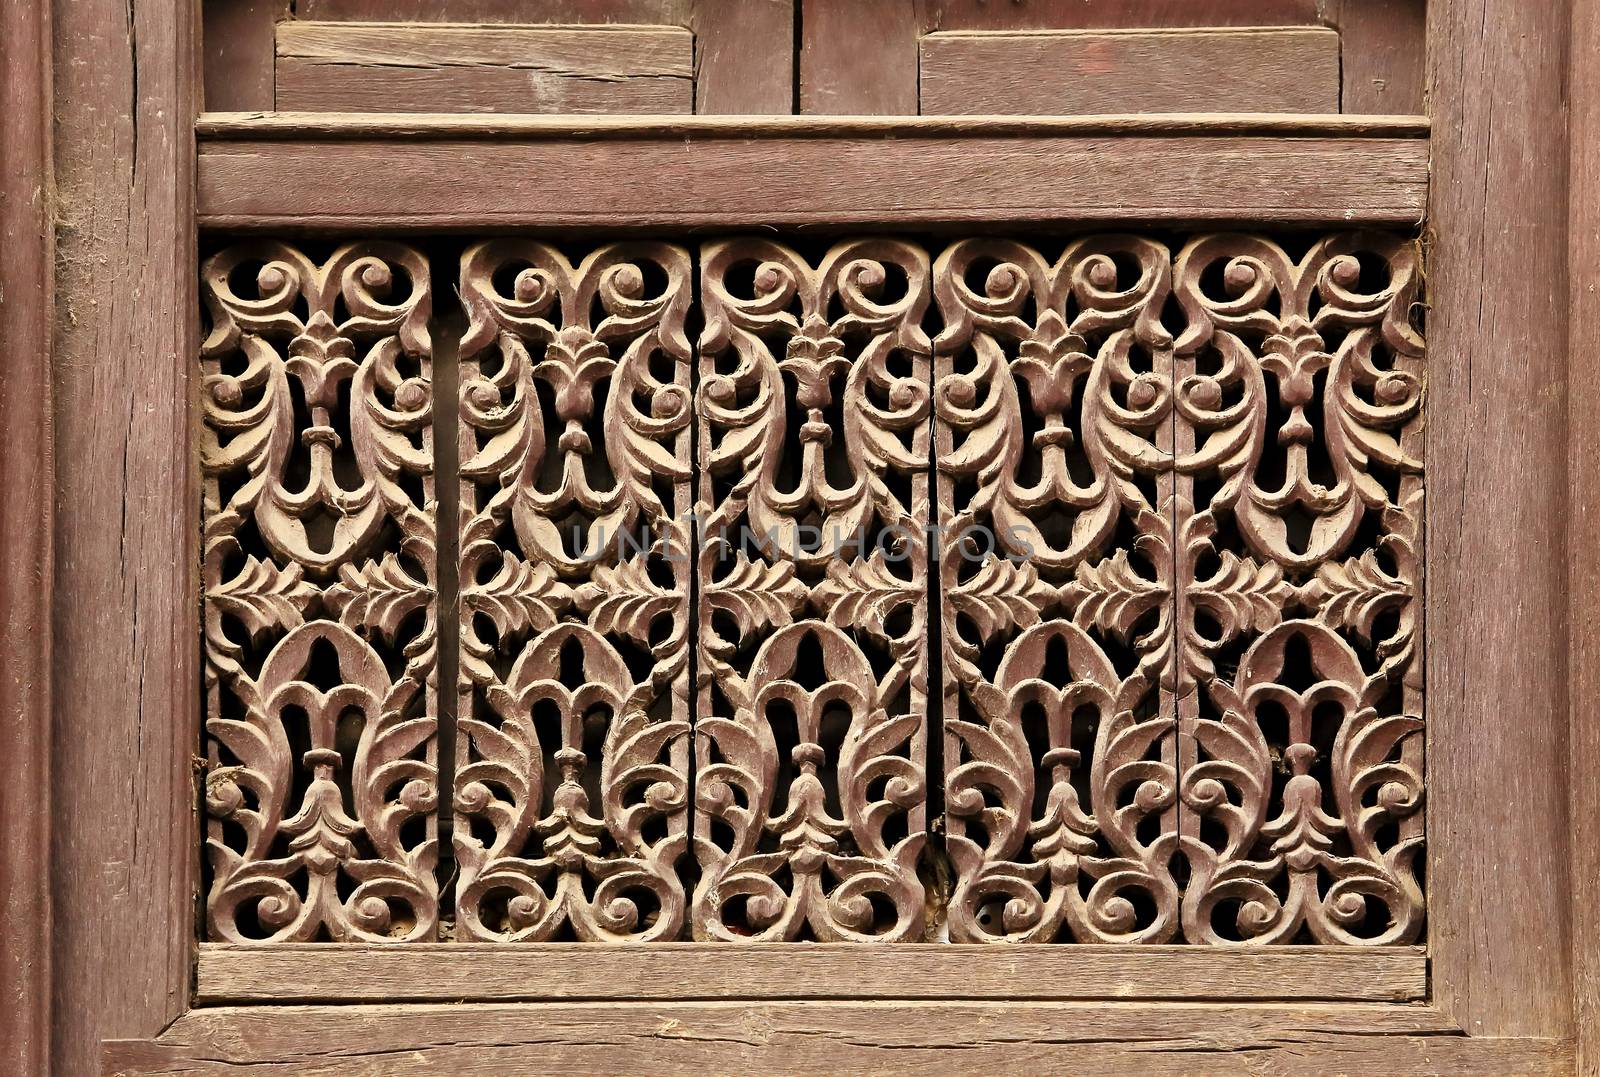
left=453, top=241, right=694, bottom=941
left=694, top=239, right=932, bottom=940
left=933, top=237, right=1182, bottom=943
left=200, top=241, right=439, bottom=941
left=1170, top=234, right=1425, bottom=945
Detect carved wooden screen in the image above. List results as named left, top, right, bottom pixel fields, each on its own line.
left=199, top=232, right=1424, bottom=948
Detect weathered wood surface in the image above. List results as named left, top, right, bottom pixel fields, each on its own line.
left=0, top=0, right=54, bottom=1073
left=1321, top=0, right=1427, bottom=114
left=51, top=0, right=199, bottom=1073
left=202, top=0, right=286, bottom=111
left=104, top=1003, right=1567, bottom=1076
left=919, top=28, right=1341, bottom=115
left=1425, top=0, right=1572, bottom=1041
left=195, top=123, right=1428, bottom=229
left=195, top=943, right=1427, bottom=1002
left=298, top=0, right=691, bottom=21
left=1571, top=0, right=1600, bottom=1069
left=797, top=0, right=1325, bottom=114
left=275, top=23, right=693, bottom=114
left=691, top=0, right=793, bottom=113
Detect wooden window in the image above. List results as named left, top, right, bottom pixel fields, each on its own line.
left=15, top=0, right=1590, bottom=1072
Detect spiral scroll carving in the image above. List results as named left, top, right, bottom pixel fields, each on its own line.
left=453, top=241, right=694, bottom=941
left=200, top=241, right=438, bottom=941
left=197, top=232, right=1423, bottom=947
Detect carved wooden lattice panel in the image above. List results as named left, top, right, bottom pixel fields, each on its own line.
left=200, top=241, right=439, bottom=941
left=197, top=232, right=1424, bottom=947
left=453, top=242, right=694, bottom=941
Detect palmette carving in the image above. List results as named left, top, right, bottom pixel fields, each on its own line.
left=1172, top=234, right=1425, bottom=944
left=453, top=241, right=693, bottom=941
left=200, top=241, right=438, bottom=942
left=934, top=237, right=1181, bottom=943
left=695, top=239, right=931, bottom=940
left=196, top=231, right=1424, bottom=949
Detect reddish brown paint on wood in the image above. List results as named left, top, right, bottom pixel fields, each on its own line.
left=691, top=0, right=794, bottom=113
left=0, top=1, right=54, bottom=1073
left=919, top=0, right=1323, bottom=31
left=1321, top=0, right=1427, bottom=114
left=202, top=0, right=285, bottom=111
left=102, top=1002, right=1568, bottom=1075
left=193, top=121, right=1429, bottom=230
left=919, top=28, right=1341, bottom=115
left=799, top=0, right=918, bottom=113
left=1570, top=0, right=1599, bottom=1068
left=298, top=0, right=692, bottom=22
left=193, top=943, right=1427, bottom=1002
left=274, top=23, right=694, bottom=114
left=50, top=0, right=199, bottom=1073
left=1425, top=0, right=1572, bottom=1041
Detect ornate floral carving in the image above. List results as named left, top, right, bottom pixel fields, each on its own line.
left=1171, top=233, right=1425, bottom=944
left=200, top=241, right=438, bottom=942
left=453, top=241, right=693, bottom=941
left=933, top=237, right=1181, bottom=943
left=694, top=239, right=931, bottom=940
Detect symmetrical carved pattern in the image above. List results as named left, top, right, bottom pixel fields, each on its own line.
left=198, top=231, right=1423, bottom=948
left=200, top=241, right=439, bottom=941
left=694, top=239, right=932, bottom=940
left=1171, top=234, right=1425, bottom=944
left=933, top=237, right=1182, bottom=942
left=453, top=241, right=695, bottom=941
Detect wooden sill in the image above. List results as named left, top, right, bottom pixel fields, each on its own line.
left=194, top=942, right=1427, bottom=1004
left=194, top=112, right=1429, bottom=231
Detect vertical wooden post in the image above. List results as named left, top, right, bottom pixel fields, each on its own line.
left=50, top=0, right=200, bottom=1072
left=0, top=1, right=54, bottom=1073
left=1570, top=0, right=1600, bottom=1067
left=1425, top=0, right=1573, bottom=1038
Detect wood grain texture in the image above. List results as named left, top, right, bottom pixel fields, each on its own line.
left=103, top=1004, right=1568, bottom=1076
left=298, top=0, right=692, bottom=22
left=275, top=23, right=693, bottom=114
left=919, top=28, right=1341, bottom=115
left=919, top=0, right=1323, bottom=30
left=0, top=0, right=53, bottom=1073
left=50, top=0, right=198, bottom=1073
left=1425, top=0, right=1572, bottom=1040
left=202, top=0, right=286, bottom=111
left=1571, top=0, right=1599, bottom=1068
left=196, top=128, right=1428, bottom=230
left=195, top=944, right=1427, bottom=1003
left=691, top=0, right=793, bottom=113
left=1320, top=0, right=1427, bottom=114
left=799, top=0, right=918, bottom=114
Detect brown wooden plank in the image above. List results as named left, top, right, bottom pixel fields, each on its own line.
left=799, top=0, right=918, bottom=114
left=919, top=28, right=1341, bottom=115
left=50, top=0, right=199, bottom=1074
left=195, top=121, right=1427, bottom=229
left=919, top=0, right=1322, bottom=30
left=104, top=1004, right=1569, bottom=1076
left=691, top=0, right=794, bottom=113
left=195, top=944, right=1427, bottom=1003
left=1572, top=0, right=1600, bottom=1069
left=1425, top=0, right=1573, bottom=1041
left=1322, top=0, right=1427, bottom=114
left=0, top=1, right=54, bottom=1074
left=299, top=0, right=692, bottom=21
left=275, top=22, right=693, bottom=114
left=202, top=0, right=286, bottom=111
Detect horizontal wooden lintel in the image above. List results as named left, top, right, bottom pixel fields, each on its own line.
left=196, top=113, right=1428, bottom=231
left=195, top=942, right=1427, bottom=1004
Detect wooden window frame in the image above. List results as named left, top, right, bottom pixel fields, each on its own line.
left=3, top=0, right=1591, bottom=1072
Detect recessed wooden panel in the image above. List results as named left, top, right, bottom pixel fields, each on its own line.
left=919, top=28, right=1341, bottom=115
left=275, top=22, right=694, bottom=114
